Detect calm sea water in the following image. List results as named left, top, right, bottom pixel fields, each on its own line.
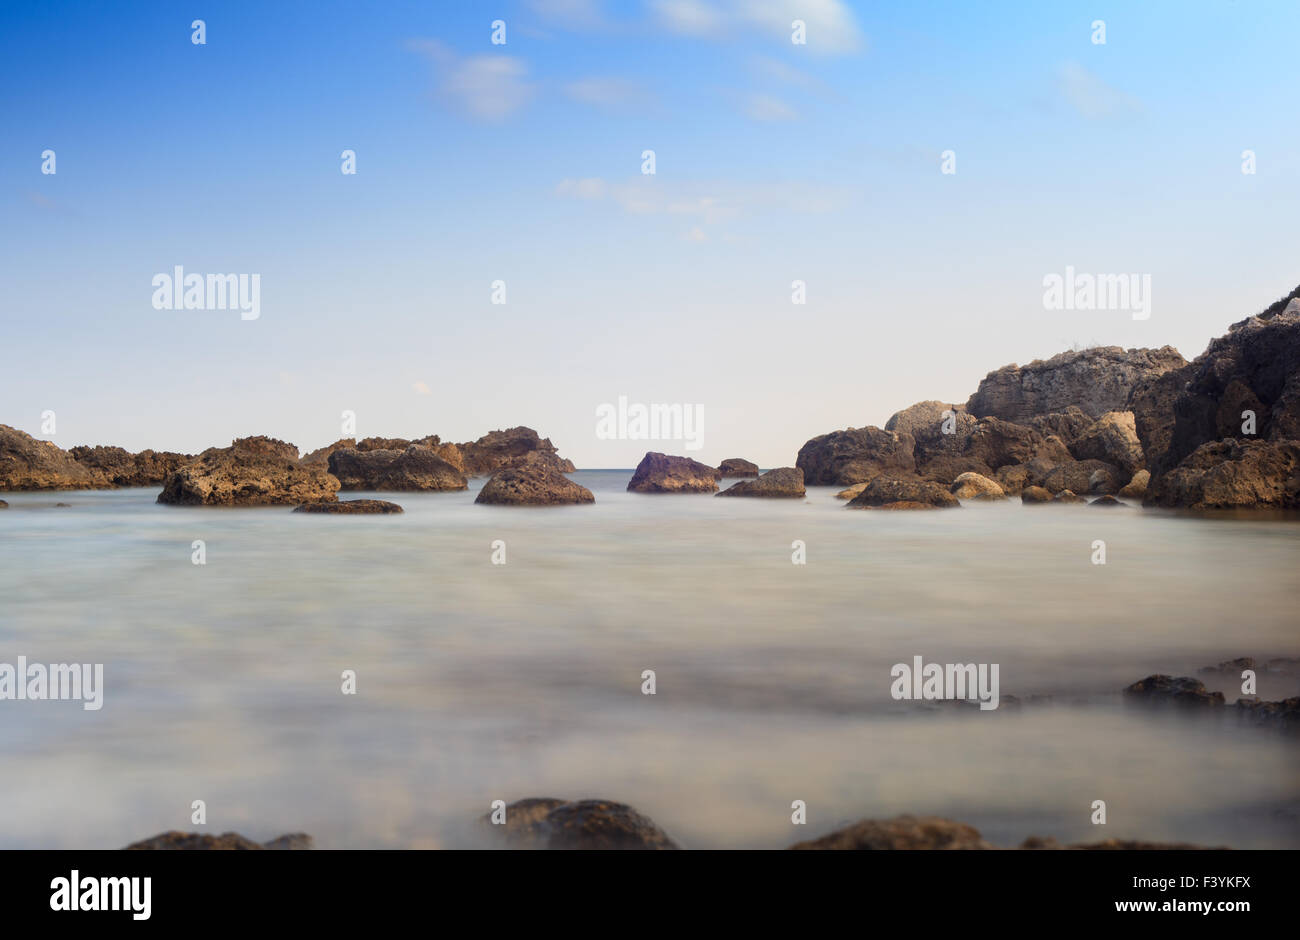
left=1, top=470, right=1297, bottom=849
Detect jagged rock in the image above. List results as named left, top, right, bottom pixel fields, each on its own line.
left=328, top=445, right=467, bottom=491
left=293, top=499, right=403, bottom=514
left=1020, top=485, right=1053, bottom=503
left=716, top=467, right=805, bottom=497
left=1127, top=364, right=1193, bottom=471
left=846, top=475, right=960, bottom=510
left=796, top=427, right=915, bottom=486
left=1071, top=411, right=1145, bottom=474
left=1029, top=407, right=1093, bottom=449
left=68, top=445, right=192, bottom=487
left=967, top=346, right=1187, bottom=423
left=157, top=437, right=339, bottom=506
left=1123, top=675, right=1225, bottom=707
left=962, top=418, right=1069, bottom=470
left=917, top=454, right=994, bottom=485
left=627, top=452, right=719, bottom=493
left=0, top=425, right=102, bottom=490
left=125, top=831, right=313, bottom=850
left=790, top=815, right=992, bottom=850
left=1090, top=495, right=1124, bottom=507
left=1234, top=696, right=1300, bottom=733
left=836, top=482, right=869, bottom=500
left=1145, top=439, right=1300, bottom=509
left=1052, top=489, right=1086, bottom=503
left=458, top=427, right=575, bottom=476
left=1041, top=459, right=1123, bottom=495
left=950, top=472, right=1004, bottom=500
left=885, top=401, right=966, bottom=439
left=717, top=458, right=759, bottom=478
left=477, top=464, right=594, bottom=505
left=301, top=438, right=357, bottom=465
left=1119, top=469, right=1150, bottom=499
left=1160, top=295, right=1300, bottom=473
left=482, top=798, right=678, bottom=850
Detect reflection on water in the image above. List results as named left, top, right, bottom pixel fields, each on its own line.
left=1, top=471, right=1297, bottom=848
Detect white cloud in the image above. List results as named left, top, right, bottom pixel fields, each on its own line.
left=527, top=0, right=609, bottom=29
left=408, top=40, right=536, bottom=121
left=745, top=93, right=798, bottom=121
left=649, top=0, right=863, bottom=54
left=1057, top=61, right=1141, bottom=119
left=563, top=77, right=654, bottom=111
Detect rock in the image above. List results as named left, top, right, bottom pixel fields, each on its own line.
left=327, top=445, right=468, bottom=491
left=1022, top=836, right=1225, bottom=850
left=68, top=445, right=192, bottom=487
left=1118, top=469, right=1150, bottom=499
left=1199, top=657, right=1255, bottom=674
left=157, top=436, right=340, bottom=506
left=1052, top=489, right=1086, bottom=504
left=846, top=475, right=960, bottom=510
left=836, top=482, right=869, bottom=500
left=1160, top=295, right=1300, bottom=473
left=627, top=452, right=719, bottom=493
left=1089, top=495, right=1124, bottom=507
left=1126, top=364, right=1193, bottom=471
left=717, top=458, right=759, bottom=478
left=1145, top=439, right=1300, bottom=509
left=0, top=425, right=103, bottom=490
left=300, top=438, right=357, bottom=465
left=1041, top=459, right=1123, bottom=495
left=966, top=346, right=1188, bottom=423
left=476, top=464, right=595, bottom=505
left=950, top=472, right=1004, bottom=500
left=483, top=798, right=678, bottom=850
left=1070, top=411, right=1145, bottom=474
left=54, top=502, right=70, bottom=507
left=1123, top=675, right=1225, bottom=707
left=789, top=815, right=992, bottom=850
left=796, top=427, right=916, bottom=486
left=125, top=831, right=313, bottom=850
left=885, top=401, right=966, bottom=438
left=1029, top=407, right=1093, bottom=449
left=293, top=499, right=403, bottom=514
left=716, top=467, right=805, bottom=497
left=1234, top=696, right=1300, bottom=734
left=962, top=417, right=1068, bottom=470
left=0, top=499, right=7, bottom=508
left=916, top=454, right=994, bottom=485
left=1020, top=485, right=1053, bottom=503
left=457, top=427, right=575, bottom=476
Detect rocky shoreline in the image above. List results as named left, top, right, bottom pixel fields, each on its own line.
left=3, top=286, right=1297, bottom=511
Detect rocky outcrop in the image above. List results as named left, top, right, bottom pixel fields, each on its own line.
left=950, top=472, right=1004, bottom=500
left=1235, top=696, right=1300, bottom=734
left=966, top=346, right=1187, bottom=423
left=157, top=437, right=340, bottom=506
left=327, top=445, right=468, bottom=491
left=627, top=452, right=719, bottom=493
left=961, top=418, right=1070, bottom=471
left=458, top=427, right=575, bottom=476
left=796, top=427, right=915, bottom=486
left=68, top=445, right=192, bottom=487
left=293, top=499, right=403, bottom=514
left=885, top=401, right=966, bottom=438
left=1145, top=439, right=1300, bottom=509
left=1040, top=459, right=1123, bottom=495
left=1119, top=469, right=1150, bottom=499
left=1020, top=485, right=1052, bottom=503
left=482, top=798, right=678, bottom=849
left=846, top=475, right=959, bottom=510
left=125, top=831, right=312, bottom=850
left=1126, top=365, right=1193, bottom=471
left=790, top=815, right=991, bottom=850
left=1123, top=675, right=1225, bottom=707
left=1, top=425, right=103, bottom=490
left=1159, top=298, right=1300, bottom=473
left=717, top=457, right=759, bottom=478
left=476, top=464, right=594, bottom=505
left=1070, top=411, right=1144, bottom=474
left=716, top=467, right=805, bottom=497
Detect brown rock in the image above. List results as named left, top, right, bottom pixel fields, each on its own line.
left=0, top=425, right=103, bottom=490
left=157, top=437, right=339, bottom=506
left=476, top=464, right=594, bottom=505
left=1118, top=469, right=1150, bottom=499
left=836, top=482, right=869, bottom=500
left=790, top=815, right=991, bottom=850
left=627, top=452, right=719, bottom=493
left=1020, top=485, right=1053, bottom=503
left=125, top=831, right=313, bottom=850
left=1041, top=459, right=1123, bottom=495
left=950, top=472, right=1005, bottom=500
left=1145, top=438, right=1300, bottom=509
left=917, top=454, right=994, bottom=485
left=1070, top=411, right=1145, bottom=475
left=962, top=417, right=1067, bottom=470
left=1052, top=489, right=1086, bottom=503
left=717, top=457, right=759, bottom=478
left=716, top=467, right=805, bottom=497
left=1089, top=495, right=1124, bottom=507
left=328, top=445, right=467, bottom=491
left=1123, top=675, right=1225, bottom=707
left=458, top=427, right=575, bottom=476
left=483, top=798, right=678, bottom=850
left=846, top=475, right=960, bottom=510
left=796, top=427, right=916, bottom=486
left=293, top=499, right=403, bottom=514
left=69, top=445, right=192, bottom=487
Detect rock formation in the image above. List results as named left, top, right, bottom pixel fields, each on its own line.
left=293, top=499, right=403, bottom=514
left=476, top=464, right=594, bottom=505
left=795, top=427, right=915, bottom=486
left=627, top=452, right=719, bottom=493
left=328, top=445, right=467, bottom=491
left=717, top=457, right=759, bottom=477
left=157, top=436, right=340, bottom=506
left=716, top=467, right=805, bottom=497
left=846, top=475, right=960, bottom=510
left=481, top=798, right=679, bottom=849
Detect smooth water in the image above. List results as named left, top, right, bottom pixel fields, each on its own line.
left=1, top=471, right=1297, bottom=849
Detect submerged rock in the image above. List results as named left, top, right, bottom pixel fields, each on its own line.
left=293, top=499, right=403, bottom=514
left=790, top=815, right=991, bottom=850
left=1020, top=485, right=1053, bottom=504
left=125, top=831, right=313, bottom=850
left=482, top=798, right=678, bottom=850
left=1234, top=696, right=1300, bottom=734
left=1089, top=495, right=1124, bottom=507
left=846, top=475, right=959, bottom=510
left=1123, top=675, right=1225, bottom=707
left=627, top=452, right=719, bottom=493
left=476, top=464, right=594, bottom=505
left=157, top=437, right=340, bottom=506
left=717, top=467, right=805, bottom=498
left=836, top=482, right=869, bottom=500
left=717, top=457, right=759, bottom=477
left=1051, top=489, right=1086, bottom=504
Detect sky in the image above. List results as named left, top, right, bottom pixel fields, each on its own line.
left=2, top=0, right=1298, bottom=467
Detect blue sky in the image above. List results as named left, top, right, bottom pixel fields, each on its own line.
left=2, top=0, right=1298, bottom=467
